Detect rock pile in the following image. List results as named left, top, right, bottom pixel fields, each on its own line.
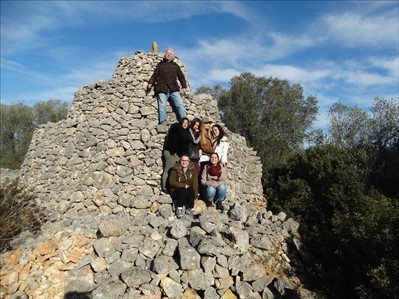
left=18, top=51, right=264, bottom=221
left=1, top=197, right=314, bottom=299
left=0, top=49, right=318, bottom=298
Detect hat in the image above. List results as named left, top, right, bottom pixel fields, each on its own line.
left=202, top=116, right=213, bottom=123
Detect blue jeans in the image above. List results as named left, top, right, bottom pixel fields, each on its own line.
left=157, top=91, right=186, bottom=123
left=204, top=184, right=227, bottom=202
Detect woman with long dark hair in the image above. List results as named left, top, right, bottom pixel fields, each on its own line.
left=201, top=152, right=227, bottom=211
left=161, top=117, right=191, bottom=193
left=211, top=124, right=229, bottom=165
left=188, top=118, right=202, bottom=175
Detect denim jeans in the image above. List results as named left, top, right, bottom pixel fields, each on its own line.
left=158, top=91, right=186, bottom=123
left=204, top=184, right=227, bottom=202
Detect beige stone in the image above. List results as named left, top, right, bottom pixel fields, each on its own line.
left=67, top=247, right=84, bottom=263
left=37, top=241, right=57, bottom=255
left=182, top=288, right=201, bottom=299
left=75, top=236, right=91, bottom=248
left=221, top=289, right=238, bottom=299
left=4, top=249, right=21, bottom=265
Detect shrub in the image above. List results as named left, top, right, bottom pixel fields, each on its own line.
left=0, top=179, right=46, bottom=252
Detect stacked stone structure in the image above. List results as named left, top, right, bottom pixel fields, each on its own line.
left=19, top=50, right=264, bottom=220
left=0, top=50, right=318, bottom=298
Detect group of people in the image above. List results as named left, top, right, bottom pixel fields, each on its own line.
left=147, top=47, right=229, bottom=218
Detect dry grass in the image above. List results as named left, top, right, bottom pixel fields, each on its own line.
left=0, top=179, right=46, bottom=252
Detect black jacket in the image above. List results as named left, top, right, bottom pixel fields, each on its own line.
left=166, top=121, right=191, bottom=157
left=148, top=58, right=187, bottom=94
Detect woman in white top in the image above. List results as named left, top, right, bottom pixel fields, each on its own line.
left=211, top=124, right=229, bottom=165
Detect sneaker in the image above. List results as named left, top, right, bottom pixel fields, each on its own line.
left=175, top=207, right=183, bottom=218
left=206, top=201, right=213, bottom=208
left=159, top=120, right=167, bottom=126
left=160, top=189, right=169, bottom=195
left=186, top=208, right=195, bottom=215
left=216, top=201, right=224, bottom=212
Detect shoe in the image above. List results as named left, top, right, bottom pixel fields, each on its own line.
left=175, top=207, right=183, bottom=218
left=206, top=201, right=213, bottom=208
left=186, top=208, right=195, bottom=215
left=216, top=201, right=224, bottom=212
left=159, top=120, right=167, bottom=126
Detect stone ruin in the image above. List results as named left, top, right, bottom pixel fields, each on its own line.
left=0, top=49, right=318, bottom=299
left=18, top=50, right=264, bottom=220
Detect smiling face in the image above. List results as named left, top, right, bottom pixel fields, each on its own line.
left=180, top=155, right=190, bottom=167
left=212, top=126, right=220, bottom=137
left=192, top=121, right=200, bottom=132
left=210, top=153, right=219, bottom=165
left=203, top=122, right=211, bottom=131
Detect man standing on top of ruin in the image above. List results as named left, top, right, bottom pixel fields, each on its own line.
left=147, top=48, right=188, bottom=126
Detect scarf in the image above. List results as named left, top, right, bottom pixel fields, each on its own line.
left=208, top=164, right=221, bottom=177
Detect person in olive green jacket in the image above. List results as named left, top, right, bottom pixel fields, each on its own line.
left=168, top=155, right=198, bottom=218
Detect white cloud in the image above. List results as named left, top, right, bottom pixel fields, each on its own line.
left=319, top=10, right=398, bottom=48
left=369, top=56, right=399, bottom=78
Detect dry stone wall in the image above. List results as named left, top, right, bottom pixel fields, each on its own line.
left=19, top=51, right=264, bottom=220
left=1, top=49, right=319, bottom=299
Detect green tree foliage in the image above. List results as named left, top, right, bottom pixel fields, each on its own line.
left=328, top=98, right=399, bottom=149
left=0, top=103, right=34, bottom=169
left=266, top=145, right=399, bottom=298
left=32, top=99, right=69, bottom=126
left=217, top=72, right=318, bottom=180
left=328, top=98, right=399, bottom=197
left=195, top=84, right=226, bottom=101
left=0, top=99, right=69, bottom=169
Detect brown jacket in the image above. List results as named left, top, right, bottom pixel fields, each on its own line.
left=148, top=58, right=187, bottom=94
left=200, top=127, right=214, bottom=155
left=169, top=162, right=198, bottom=199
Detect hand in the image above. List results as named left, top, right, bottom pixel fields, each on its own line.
left=147, top=83, right=152, bottom=90
left=181, top=88, right=187, bottom=94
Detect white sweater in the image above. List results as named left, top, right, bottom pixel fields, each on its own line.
left=214, top=136, right=229, bottom=164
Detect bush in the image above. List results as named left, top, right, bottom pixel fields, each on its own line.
left=266, top=145, right=399, bottom=298
left=0, top=179, right=46, bottom=252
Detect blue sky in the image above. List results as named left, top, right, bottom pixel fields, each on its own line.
left=1, top=1, right=398, bottom=130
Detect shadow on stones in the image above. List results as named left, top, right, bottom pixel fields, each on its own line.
left=64, top=292, right=91, bottom=299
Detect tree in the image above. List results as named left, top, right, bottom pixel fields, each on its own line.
left=217, top=72, right=318, bottom=179
left=328, top=103, right=372, bottom=148
left=195, top=84, right=226, bottom=102
left=33, top=99, right=69, bottom=126
left=369, top=98, right=399, bottom=149
left=327, top=98, right=399, bottom=197
left=0, top=103, right=34, bottom=169
left=0, top=99, right=69, bottom=169
left=327, top=98, right=399, bottom=150
left=266, top=145, right=399, bottom=299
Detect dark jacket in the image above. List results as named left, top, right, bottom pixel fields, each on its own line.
left=166, top=120, right=191, bottom=157
left=148, top=58, right=187, bottom=95
left=169, top=162, right=198, bottom=199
